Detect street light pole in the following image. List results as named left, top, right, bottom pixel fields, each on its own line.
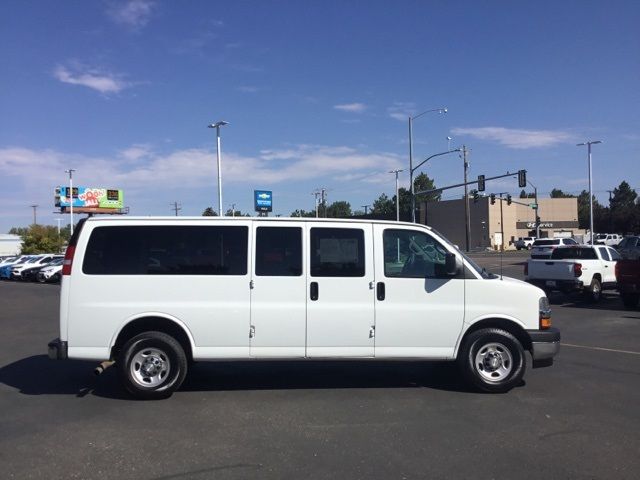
left=408, top=107, right=447, bottom=222
left=65, top=169, right=76, bottom=235
left=410, top=148, right=461, bottom=225
left=577, top=140, right=602, bottom=245
left=389, top=169, right=404, bottom=221
left=526, top=179, right=539, bottom=238
left=30, top=204, right=38, bottom=225
left=208, top=121, right=229, bottom=216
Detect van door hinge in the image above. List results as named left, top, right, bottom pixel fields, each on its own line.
left=369, top=325, right=375, bottom=338
left=249, top=280, right=255, bottom=289
left=249, top=325, right=255, bottom=338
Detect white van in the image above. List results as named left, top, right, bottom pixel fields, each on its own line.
left=48, top=217, right=559, bottom=399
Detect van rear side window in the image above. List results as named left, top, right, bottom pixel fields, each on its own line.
left=82, top=226, right=248, bottom=275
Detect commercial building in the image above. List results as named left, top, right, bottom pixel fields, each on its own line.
left=0, top=234, right=23, bottom=255
left=421, top=197, right=583, bottom=250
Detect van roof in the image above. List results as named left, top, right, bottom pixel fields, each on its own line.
left=81, top=216, right=434, bottom=229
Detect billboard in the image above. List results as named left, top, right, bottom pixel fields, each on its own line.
left=254, top=190, right=273, bottom=212
left=55, top=186, right=124, bottom=209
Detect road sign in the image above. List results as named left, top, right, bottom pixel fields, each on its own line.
left=529, top=203, right=538, bottom=209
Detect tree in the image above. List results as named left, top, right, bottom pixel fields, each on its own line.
left=371, top=193, right=395, bottom=216
left=550, top=188, right=575, bottom=198
left=290, top=209, right=316, bottom=217
left=325, top=201, right=352, bottom=218
left=202, top=207, right=218, bottom=216
left=224, top=209, right=250, bottom=217
left=576, top=190, right=607, bottom=231
left=15, top=224, right=67, bottom=254
left=609, top=181, right=639, bottom=233
left=519, top=190, right=535, bottom=198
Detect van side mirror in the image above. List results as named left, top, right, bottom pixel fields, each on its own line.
left=444, top=253, right=458, bottom=276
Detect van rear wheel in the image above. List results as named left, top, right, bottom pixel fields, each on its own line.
left=118, top=331, right=187, bottom=400
left=458, top=328, right=525, bottom=393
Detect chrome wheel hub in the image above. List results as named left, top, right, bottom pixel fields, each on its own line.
left=475, top=342, right=513, bottom=383
left=130, top=348, right=171, bottom=388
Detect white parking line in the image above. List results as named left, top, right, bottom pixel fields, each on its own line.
left=562, top=343, right=640, bottom=356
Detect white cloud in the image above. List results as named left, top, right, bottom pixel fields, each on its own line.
left=387, top=102, right=416, bottom=121
left=0, top=144, right=403, bottom=192
left=53, top=64, right=133, bottom=94
left=107, top=0, right=156, bottom=29
left=450, top=127, right=573, bottom=149
left=334, top=103, right=367, bottom=113
left=119, top=144, right=153, bottom=161
left=236, top=85, right=261, bottom=93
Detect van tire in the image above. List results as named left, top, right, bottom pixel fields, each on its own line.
left=117, top=331, right=187, bottom=400
left=458, top=328, right=525, bottom=393
left=584, top=277, right=602, bottom=303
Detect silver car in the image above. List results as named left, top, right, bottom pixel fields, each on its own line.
left=531, top=238, right=578, bottom=259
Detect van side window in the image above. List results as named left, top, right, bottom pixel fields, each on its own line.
left=256, top=227, right=302, bottom=276
left=383, top=229, right=449, bottom=279
left=310, top=228, right=365, bottom=277
left=83, top=226, right=248, bottom=275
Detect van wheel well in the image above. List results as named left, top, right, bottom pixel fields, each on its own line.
left=461, top=318, right=531, bottom=353
left=592, top=273, right=602, bottom=282
left=111, top=317, right=193, bottom=362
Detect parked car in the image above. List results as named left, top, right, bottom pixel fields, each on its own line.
left=36, top=258, right=64, bottom=283
left=48, top=216, right=560, bottom=399
left=11, top=254, right=59, bottom=280
left=616, top=258, right=640, bottom=308
left=616, top=236, right=640, bottom=260
left=530, top=238, right=578, bottom=259
left=514, top=237, right=536, bottom=250
left=21, top=257, right=63, bottom=281
left=0, top=255, right=35, bottom=279
left=525, top=245, right=620, bottom=302
left=0, top=256, right=18, bottom=267
left=594, top=233, right=622, bottom=247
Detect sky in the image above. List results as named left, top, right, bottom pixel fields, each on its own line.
left=1, top=0, right=639, bottom=232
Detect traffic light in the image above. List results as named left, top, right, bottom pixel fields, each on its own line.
left=536, top=215, right=541, bottom=225
left=473, top=190, right=479, bottom=203
left=518, top=169, right=527, bottom=188
left=506, top=194, right=512, bottom=206
left=490, top=193, right=496, bottom=205
left=477, top=175, right=485, bottom=192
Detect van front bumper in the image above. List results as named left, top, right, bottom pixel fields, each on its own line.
left=48, top=338, right=67, bottom=360
left=527, top=328, right=560, bottom=368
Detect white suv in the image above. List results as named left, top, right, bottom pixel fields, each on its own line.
left=531, top=238, right=578, bottom=259
left=515, top=237, right=536, bottom=250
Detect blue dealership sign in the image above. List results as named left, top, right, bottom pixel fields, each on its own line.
left=254, top=190, right=273, bottom=212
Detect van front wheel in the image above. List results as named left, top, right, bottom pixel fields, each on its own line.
left=118, top=331, right=187, bottom=400
left=458, top=328, right=525, bottom=393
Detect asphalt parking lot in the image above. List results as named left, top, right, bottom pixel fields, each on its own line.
left=1, top=252, right=639, bottom=479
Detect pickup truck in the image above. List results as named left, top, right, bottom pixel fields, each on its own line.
left=514, top=237, right=536, bottom=250
left=525, top=245, right=620, bottom=302
left=616, top=259, right=640, bottom=308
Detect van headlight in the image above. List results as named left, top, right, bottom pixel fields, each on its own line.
left=539, top=297, right=552, bottom=329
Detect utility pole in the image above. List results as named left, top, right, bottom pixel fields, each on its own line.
left=320, top=188, right=327, bottom=217
left=30, top=204, right=38, bottom=225
left=607, top=190, right=613, bottom=233
left=312, top=190, right=321, bottom=218
left=64, top=169, right=76, bottom=235
left=499, top=193, right=505, bottom=252
left=462, top=145, right=470, bottom=252
left=170, top=201, right=182, bottom=216
left=389, top=169, right=404, bottom=221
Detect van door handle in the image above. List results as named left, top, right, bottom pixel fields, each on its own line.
left=377, top=282, right=385, bottom=301
left=310, top=282, right=319, bottom=301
